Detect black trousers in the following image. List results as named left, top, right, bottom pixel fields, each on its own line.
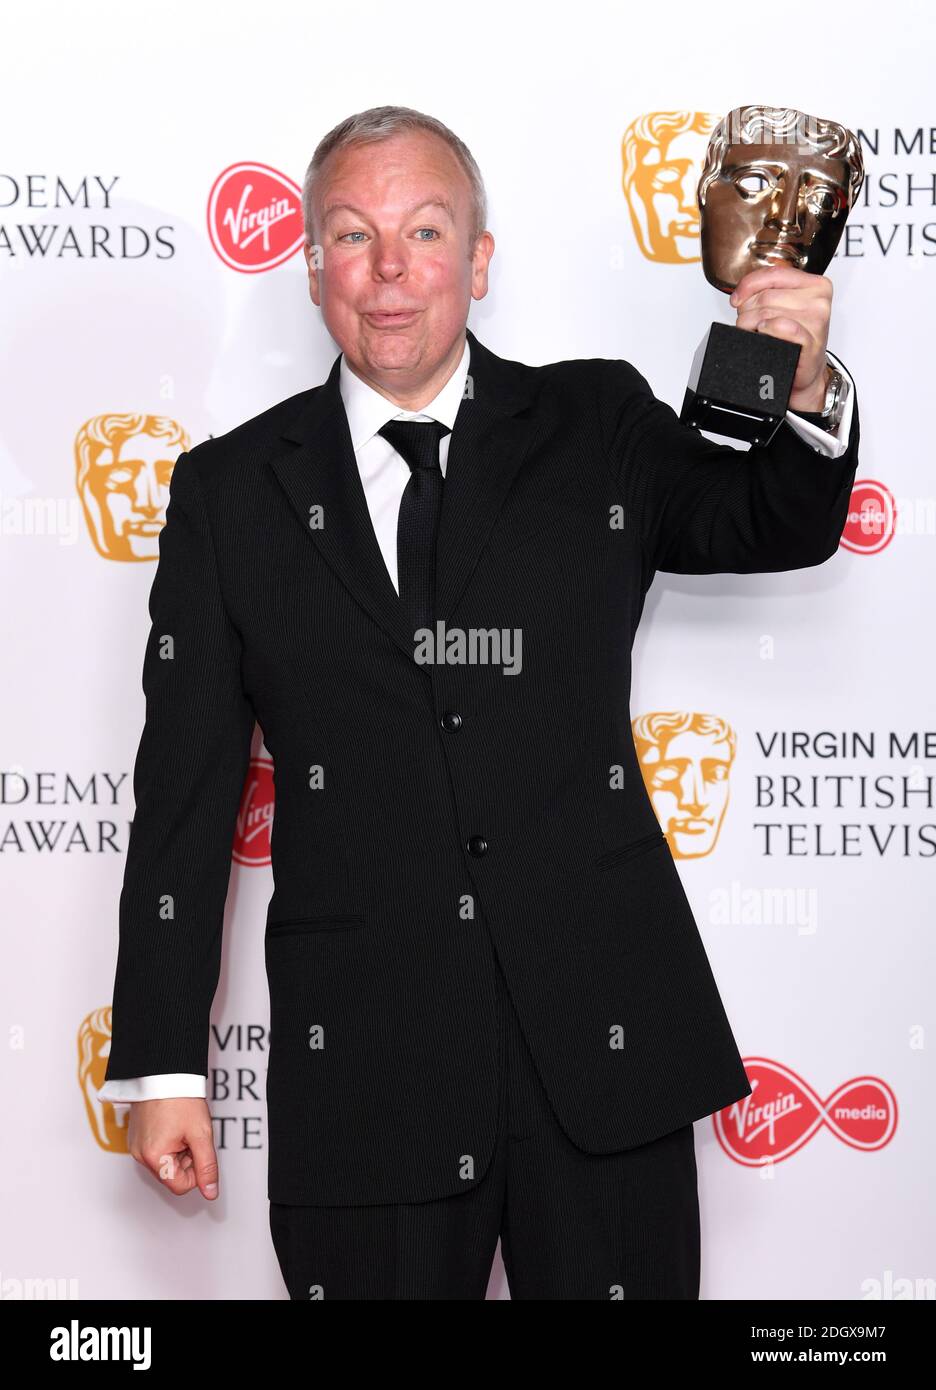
left=269, top=956, right=700, bottom=1300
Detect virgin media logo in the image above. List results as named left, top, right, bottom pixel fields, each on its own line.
left=714, top=1059, right=897, bottom=1164
left=207, top=162, right=304, bottom=273
left=233, top=757, right=274, bottom=866
left=840, top=479, right=897, bottom=554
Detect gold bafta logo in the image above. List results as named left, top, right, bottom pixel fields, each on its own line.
left=76, top=414, right=189, bottom=561
left=621, top=111, right=720, bottom=264
left=78, top=1007, right=129, bottom=1153
left=632, top=711, right=736, bottom=859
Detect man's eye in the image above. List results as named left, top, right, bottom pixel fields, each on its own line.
left=338, top=231, right=367, bottom=243
left=415, top=227, right=440, bottom=240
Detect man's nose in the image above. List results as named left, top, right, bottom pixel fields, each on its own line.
left=371, top=236, right=408, bottom=278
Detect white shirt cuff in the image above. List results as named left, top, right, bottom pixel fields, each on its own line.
left=97, top=1074, right=207, bottom=1102
left=784, top=350, right=855, bottom=459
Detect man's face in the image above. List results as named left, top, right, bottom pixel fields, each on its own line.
left=304, top=131, right=493, bottom=395
left=700, top=141, right=850, bottom=291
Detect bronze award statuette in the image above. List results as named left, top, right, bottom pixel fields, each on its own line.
left=679, top=104, right=864, bottom=446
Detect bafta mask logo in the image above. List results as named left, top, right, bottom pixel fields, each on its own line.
left=78, top=1007, right=129, bottom=1153
left=632, top=710, right=736, bottom=860
left=76, top=414, right=189, bottom=562
left=697, top=104, right=865, bottom=290
left=622, top=111, right=720, bottom=264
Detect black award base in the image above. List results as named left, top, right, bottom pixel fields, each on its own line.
left=679, top=321, right=801, bottom=447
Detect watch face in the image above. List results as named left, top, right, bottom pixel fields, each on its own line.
left=826, top=373, right=847, bottom=430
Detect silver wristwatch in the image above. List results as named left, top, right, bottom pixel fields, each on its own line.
left=817, top=366, right=847, bottom=432
left=792, top=365, right=848, bottom=434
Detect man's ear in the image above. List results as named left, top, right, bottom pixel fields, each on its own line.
left=470, top=230, right=494, bottom=302
left=304, top=241, right=322, bottom=306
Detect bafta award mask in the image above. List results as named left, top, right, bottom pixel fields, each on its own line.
left=697, top=104, right=864, bottom=293
left=679, top=104, right=863, bottom=445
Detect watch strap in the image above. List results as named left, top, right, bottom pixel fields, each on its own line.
left=790, top=408, right=835, bottom=432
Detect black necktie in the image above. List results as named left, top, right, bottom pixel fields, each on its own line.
left=377, top=418, right=452, bottom=635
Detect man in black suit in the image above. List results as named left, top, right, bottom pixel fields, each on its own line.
left=100, top=105, right=859, bottom=1299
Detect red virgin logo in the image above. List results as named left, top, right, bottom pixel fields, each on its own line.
left=714, top=1059, right=897, bottom=1164
left=840, top=479, right=897, bottom=554
left=233, top=757, right=274, bottom=866
left=207, top=162, right=304, bottom=273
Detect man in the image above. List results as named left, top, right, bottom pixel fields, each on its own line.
left=100, top=106, right=860, bottom=1299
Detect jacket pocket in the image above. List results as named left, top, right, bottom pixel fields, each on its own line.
left=593, top=829, right=666, bottom=871
left=266, top=914, right=366, bottom=938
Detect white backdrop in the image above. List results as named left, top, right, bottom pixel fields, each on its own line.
left=1, top=0, right=933, bottom=1301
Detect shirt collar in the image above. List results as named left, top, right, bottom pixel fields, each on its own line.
left=339, top=334, right=471, bottom=452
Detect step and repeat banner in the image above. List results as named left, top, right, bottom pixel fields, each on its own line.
left=2, top=0, right=932, bottom=1300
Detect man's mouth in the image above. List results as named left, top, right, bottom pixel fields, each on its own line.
left=363, top=309, right=422, bottom=327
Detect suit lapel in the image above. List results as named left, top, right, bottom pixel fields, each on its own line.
left=268, top=355, right=417, bottom=661
left=435, top=328, right=536, bottom=620
left=267, top=327, right=537, bottom=663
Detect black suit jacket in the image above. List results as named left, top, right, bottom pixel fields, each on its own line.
left=104, top=325, right=860, bottom=1204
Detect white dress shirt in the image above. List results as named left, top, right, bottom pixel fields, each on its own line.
left=97, top=336, right=852, bottom=1104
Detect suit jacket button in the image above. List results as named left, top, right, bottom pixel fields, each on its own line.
left=441, top=711, right=463, bottom=731
left=467, top=835, right=488, bottom=856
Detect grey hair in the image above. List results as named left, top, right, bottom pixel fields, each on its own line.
left=697, top=104, right=865, bottom=211
left=301, top=105, right=488, bottom=249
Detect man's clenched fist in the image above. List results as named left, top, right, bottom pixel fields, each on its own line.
left=730, top=264, right=833, bottom=413
left=127, top=1098, right=220, bottom=1199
